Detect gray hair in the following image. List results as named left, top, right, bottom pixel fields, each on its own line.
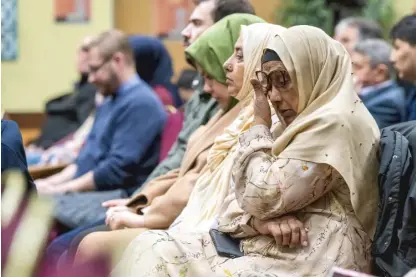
left=335, top=17, right=383, bottom=41
left=353, top=39, right=394, bottom=78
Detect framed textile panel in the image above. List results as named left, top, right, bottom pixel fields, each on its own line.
left=152, top=0, right=194, bottom=40
left=54, top=0, right=91, bottom=23
left=1, top=0, right=18, bottom=61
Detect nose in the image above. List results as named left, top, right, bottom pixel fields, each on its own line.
left=268, top=86, right=282, bottom=103
left=203, top=82, right=212, bottom=94
left=223, top=57, right=232, bottom=72
left=181, top=24, right=191, bottom=40
left=88, top=73, right=96, bottom=84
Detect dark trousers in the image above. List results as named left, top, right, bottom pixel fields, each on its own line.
left=45, top=219, right=107, bottom=270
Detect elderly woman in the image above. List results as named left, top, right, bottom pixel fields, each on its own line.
left=112, top=26, right=380, bottom=276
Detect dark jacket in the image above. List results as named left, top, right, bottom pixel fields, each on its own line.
left=372, top=121, right=416, bottom=277
left=1, top=120, right=35, bottom=187
left=33, top=82, right=97, bottom=149
left=397, top=79, right=416, bottom=122
left=360, top=81, right=407, bottom=129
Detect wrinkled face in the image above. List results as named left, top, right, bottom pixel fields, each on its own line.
left=223, top=35, right=245, bottom=97
left=87, top=47, right=119, bottom=96
left=181, top=0, right=215, bottom=47
left=351, top=51, right=388, bottom=89
left=76, top=46, right=90, bottom=74
left=390, top=39, right=416, bottom=82
left=334, top=25, right=359, bottom=55
left=197, top=66, right=231, bottom=110
left=259, top=60, right=299, bottom=125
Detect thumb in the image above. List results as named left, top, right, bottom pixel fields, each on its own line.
left=250, top=78, right=265, bottom=97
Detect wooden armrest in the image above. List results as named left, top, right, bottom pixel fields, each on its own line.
left=29, top=164, right=68, bottom=180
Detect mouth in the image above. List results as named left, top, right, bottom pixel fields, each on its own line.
left=279, top=109, right=295, bottom=117
left=225, top=77, right=233, bottom=84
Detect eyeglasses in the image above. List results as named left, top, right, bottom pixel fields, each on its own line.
left=255, top=69, right=290, bottom=91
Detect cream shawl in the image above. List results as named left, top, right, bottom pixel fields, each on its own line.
left=170, top=23, right=287, bottom=232
left=267, top=26, right=380, bottom=237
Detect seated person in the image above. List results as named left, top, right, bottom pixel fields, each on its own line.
left=1, top=120, right=35, bottom=187
left=112, top=26, right=380, bottom=276
left=176, top=69, right=199, bottom=105
left=47, top=13, right=268, bottom=268
left=27, top=35, right=178, bottom=167
left=390, top=14, right=416, bottom=121
left=26, top=36, right=97, bottom=152
left=352, top=38, right=407, bottom=128
left=34, top=30, right=167, bottom=229
left=26, top=95, right=103, bottom=167
left=128, top=35, right=177, bottom=107
left=334, top=16, right=383, bottom=55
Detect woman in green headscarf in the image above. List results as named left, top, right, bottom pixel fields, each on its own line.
left=73, top=13, right=265, bottom=267
left=111, top=17, right=290, bottom=277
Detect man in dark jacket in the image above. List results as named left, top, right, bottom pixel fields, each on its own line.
left=390, top=14, right=416, bottom=121
left=29, top=36, right=97, bottom=151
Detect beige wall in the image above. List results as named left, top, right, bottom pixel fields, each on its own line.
left=1, top=0, right=113, bottom=112
left=393, top=0, right=415, bottom=20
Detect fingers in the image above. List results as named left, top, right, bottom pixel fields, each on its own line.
left=106, top=206, right=128, bottom=216
left=300, top=227, right=309, bottom=247
left=287, top=218, right=301, bottom=247
left=267, top=222, right=282, bottom=245
left=279, top=221, right=292, bottom=246
left=250, top=78, right=266, bottom=97
left=102, top=199, right=121, bottom=207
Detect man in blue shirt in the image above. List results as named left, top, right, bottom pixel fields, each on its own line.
left=35, top=30, right=167, bottom=226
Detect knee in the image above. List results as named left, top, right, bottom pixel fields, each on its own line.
left=74, top=232, right=109, bottom=265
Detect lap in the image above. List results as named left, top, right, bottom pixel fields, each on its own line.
left=76, top=228, right=148, bottom=265
left=53, top=190, right=127, bottom=228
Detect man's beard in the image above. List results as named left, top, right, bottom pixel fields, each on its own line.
left=99, top=70, right=119, bottom=97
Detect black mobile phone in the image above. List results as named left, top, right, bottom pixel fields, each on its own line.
left=209, top=229, right=244, bottom=259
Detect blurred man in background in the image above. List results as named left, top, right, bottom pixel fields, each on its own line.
left=334, top=17, right=383, bottom=55
left=390, top=14, right=416, bottom=121
left=352, top=39, right=407, bottom=128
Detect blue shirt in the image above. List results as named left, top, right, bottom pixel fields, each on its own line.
left=75, top=75, right=167, bottom=193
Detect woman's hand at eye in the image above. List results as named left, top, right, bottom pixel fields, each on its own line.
left=251, top=78, right=272, bottom=129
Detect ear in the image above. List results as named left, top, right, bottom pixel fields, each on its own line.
left=112, top=51, right=124, bottom=64
left=375, top=64, right=389, bottom=80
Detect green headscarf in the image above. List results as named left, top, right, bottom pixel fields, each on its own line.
left=185, top=13, right=266, bottom=85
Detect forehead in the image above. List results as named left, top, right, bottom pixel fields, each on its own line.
left=88, top=47, right=103, bottom=62
left=351, top=51, right=369, bottom=64
left=341, top=26, right=358, bottom=38
left=393, top=39, right=412, bottom=49
left=234, top=35, right=243, bottom=48
left=190, top=1, right=215, bottom=22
